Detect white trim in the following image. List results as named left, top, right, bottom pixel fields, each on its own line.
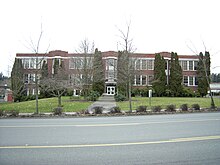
left=103, top=57, right=118, bottom=60
left=16, top=56, right=71, bottom=59
left=179, top=59, right=199, bottom=61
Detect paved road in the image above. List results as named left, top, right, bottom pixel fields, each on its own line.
left=0, top=112, right=220, bottom=165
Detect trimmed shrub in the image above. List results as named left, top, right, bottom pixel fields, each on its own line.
left=181, top=87, right=195, bottom=97
left=114, top=94, right=127, bottom=102
left=165, top=89, right=172, bottom=97
left=110, top=106, right=121, bottom=113
left=180, top=104, right=188, bottom=111
left=192, top=104, right=200, bottom=110
left=166, top=104, right=176, bottom=112
left=136, top=105, right=147, bottom=113
left=140, top=88, right=149, bottom=97
left=132, top=88, right=141, bottom=97
left=152, top=106, right=162, bottom=112
left=93, top=106, right=103, bottom=114
left=87, top=91, right=100, bottom=101
left=53, top=107, right=63, bottom=115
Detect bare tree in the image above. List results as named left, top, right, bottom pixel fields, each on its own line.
left=70, top=38, right=94, bottom=99
left=117, top=22, right=136, bottom=112
left=187, top=41, right=215, bottom=109
left=24, top=23, right=50, bottom=114
left=40, top=64, right=68, bottom=107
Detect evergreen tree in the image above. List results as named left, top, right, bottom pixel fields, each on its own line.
left=197, top=51, right=215, bottom=108
left=169, top=52, right=183, bottom=96
left=152, top=54, right=166, bottom=96
left=205, top=51, right=211, bottom=83
left=39, top=60, right=50, bottom=98
left=92, top=48, right=105, bottom=95
left=197, top=52, right=208, bottom=97
left=53, top=58, right=60, bottom=75
left=41, top=60, right=48, bottom=78
left=11, top=58, right=25, bottom=102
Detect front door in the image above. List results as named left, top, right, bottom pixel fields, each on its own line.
left=107, top=86, right=115, bottom=95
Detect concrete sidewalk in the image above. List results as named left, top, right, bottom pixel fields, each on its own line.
left=87, top=94, right=116, bottom=113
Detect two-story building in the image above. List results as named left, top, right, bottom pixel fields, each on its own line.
left=16, top=50, right=199, bottom=96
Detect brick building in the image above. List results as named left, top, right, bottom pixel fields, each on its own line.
left=16, top=50, right=199, bottom=96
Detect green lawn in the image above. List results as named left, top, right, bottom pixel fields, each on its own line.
left=1, top=96, right=219, bottom=113
left=0, top=96, right=93, bottom=113
left=117, top=97, right=220, bottom=111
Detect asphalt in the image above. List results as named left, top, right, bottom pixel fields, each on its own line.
left=0, top=112, right=220, bottom=165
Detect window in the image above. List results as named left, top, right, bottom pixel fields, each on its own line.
left=30, top=59, right=35, bottom=69
left=69, top=58, right=83, bottom=69
left=182, top=61, right=187, bottom=70
left=183, top=76, right=197, bottom=86
left=75, top=74, right=82, bottom=85
left=147, top=60, right=154, bottom=70
left=136, top=75, right=141, bottom=85
left=69, top=58, right=75, bottom=69
left=30, top=74, right=35, bottom=82
left=136, top=59, right=141, bottom=70
left=24, top=74, right=29, bottom=83
left=148, top=75, right=154, bottom=85
left=142, top=60, right=147, bottom=70
left=189, top=76, right=193, bottom=86
left=106, top=58, right=116, bottom=71
left=189, top=61, right=193, bottom=70
left=23, top=59, right=30, bottom=69
left=183, top=76, right=188, bottom=85
left=24, top=74, right=35, bottom=84
left=142, top=75, right=146, bottom=85
left=165, top=60, right=168, bottom=70
left=75, top=58, right=83, bottom=69
left=108, top=71, right=114, bottom=80
left=87, top=58, right=93, bottom=69
left=194, top=61, right=198, bottom=70
left=195, top=76, right=198, bottom=85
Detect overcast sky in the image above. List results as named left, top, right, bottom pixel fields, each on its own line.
left=1, top=0, right=220, bottom=76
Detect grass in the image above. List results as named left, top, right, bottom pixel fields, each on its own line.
left=117, top=97, right=220, bottom=111
left=1, top=96, right=219, bottom=113
left=0, top=96, right=93, bottom=113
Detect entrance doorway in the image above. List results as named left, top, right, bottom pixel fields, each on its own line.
left=106, top=86, right=115, bottom=95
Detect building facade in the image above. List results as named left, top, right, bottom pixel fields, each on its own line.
left=16, top=50, right=199, bottom=96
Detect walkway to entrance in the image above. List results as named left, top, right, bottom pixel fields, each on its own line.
left=87, top=93, right=116, bottom=113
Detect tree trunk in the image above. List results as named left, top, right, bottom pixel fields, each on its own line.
left=35, top=82, right=39, bottom=114
left=128, top=77, right=132, bottom=112
left=203, top=60, right=215, bottom=109
left=58, top=95, right=62, bottom=107
left=35, top=58, right=39, bottom=114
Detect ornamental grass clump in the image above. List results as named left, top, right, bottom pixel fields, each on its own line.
left=166, top=104, right=176, bottom=112
left=192, top=104, right=200, bottom=110
left=110, top=106, right=121, bottom=113
left=93, top=106, right=103, bottom=114
left=136, top=105, right=147, bottom=113
left=53, top=107, right=63, bottom=115
left=152, top=106, right=162, bottom=112
left=180, top=104, right=188, bottom=111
